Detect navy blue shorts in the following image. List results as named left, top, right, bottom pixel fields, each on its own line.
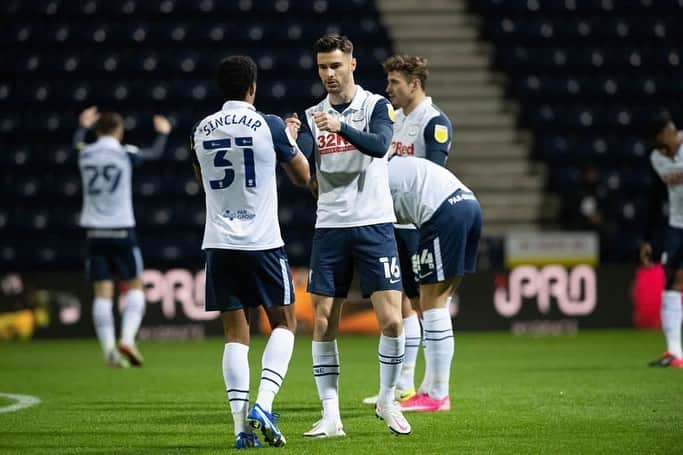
left=417, top=190, right=482, bottom=283
left=394, top=228, right=420, bottom=298
left=661, top=226, right=683, bottom=270
left=205, top=247, right=294, bottom=312
left=85, top=228, right=143, bottom=282
left=308, top=223, right=403, bottom=298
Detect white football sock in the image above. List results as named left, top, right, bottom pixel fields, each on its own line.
left=256, top=328, right=294, bottom=412
left=223, top=343, right=250, bottom=435
left=120, top=289, right=145, bottom=346
left=422, top=308, right=454, bottom=400
left=418, top=317, right=432, bottom=395
left=312, top=340, right=340, bottom=420
left=378, top=333, right=405, bottom=406
left=397, top=315, right=420, bottom=392
left=662, top=291, right=683, bottom=358
left=92, top=297, right=115, bottom=357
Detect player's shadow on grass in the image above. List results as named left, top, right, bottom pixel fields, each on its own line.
left=70, top=401, right=220, bottom=412
left=151, top=413, right=225, bottom=425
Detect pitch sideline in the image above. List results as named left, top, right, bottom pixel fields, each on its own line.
left=0, top=393, right=41, bottom=414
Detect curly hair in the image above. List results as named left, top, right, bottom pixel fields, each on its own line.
left=383, top=54, right=429, bottom=89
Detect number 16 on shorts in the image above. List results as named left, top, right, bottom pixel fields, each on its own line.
left=379, top=256, right=401, bottom=283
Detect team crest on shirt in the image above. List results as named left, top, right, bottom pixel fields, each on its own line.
left=434, top=124, right=449, bottom=143
left=387, top=104, right=396, bottom=122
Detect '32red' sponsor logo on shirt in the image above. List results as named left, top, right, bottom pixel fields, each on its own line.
left=317, top=133, right=355, bottom=155
left=391, top=141, right=415, bottom=156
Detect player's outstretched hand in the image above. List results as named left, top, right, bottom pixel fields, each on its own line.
left=153, top=115, right=172, bottom=134
left=640, top=241, right=653, bottom=267
left=285, top=113, right=301, bottom=140
left=79, top=106, right=100, bottom=128
left=312, top=111, right=341, bottom=133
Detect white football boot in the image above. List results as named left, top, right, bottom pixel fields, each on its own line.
left=375, top=401, right=411, bottom=436
left=303, top=413, right=346, bottom=438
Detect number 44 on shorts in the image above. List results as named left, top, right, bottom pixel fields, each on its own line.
left=411, top=249, right=435, bottom=276
left=379, top=256, right=401, bottom=282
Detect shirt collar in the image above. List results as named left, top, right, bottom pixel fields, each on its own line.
left=405, top=96, right=432, bottom=120
left=96, top=136, right=122, bottom=148
left=325, top=85, right=367, bottom=113
left=222, top=100, right=256, bottom=111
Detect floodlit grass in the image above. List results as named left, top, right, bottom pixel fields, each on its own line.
left=1, top=330, right=681, bottom=454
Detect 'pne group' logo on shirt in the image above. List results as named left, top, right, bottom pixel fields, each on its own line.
left=223, top=209, right=256, bottom=221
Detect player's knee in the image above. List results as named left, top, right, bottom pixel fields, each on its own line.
left=379, top=316, right=402, bottom=337
left=281, top=316, right=297, bottom=334
left=313, top=313, right=330, bottom=333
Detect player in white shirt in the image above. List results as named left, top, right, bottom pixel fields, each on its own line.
left=642, top=114, right=683, bottom=368
left=388, top=154, right=481, bottom=411
left=191, top=56, right=310, bottom=449
left=292, top=35, right=411, bottom=437
left=75, top=107, right=171, bottom=368
left=363, top=55, right=454, bottom=409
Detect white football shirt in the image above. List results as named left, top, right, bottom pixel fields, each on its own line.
left=388, top=155, right=474, bottom=228
left=391, top=97, right=453, bottom=229
left=192, top=101, right=297, bottom=250
left=651, top=142, right=683, bottom=228
left=78, top=136, right=137, bottom=228
left=305, top=85, right=396, bottom=228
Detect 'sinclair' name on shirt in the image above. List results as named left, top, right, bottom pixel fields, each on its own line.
left=202, top=114, right=263, bottom=135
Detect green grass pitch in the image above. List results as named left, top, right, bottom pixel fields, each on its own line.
left=1, top=330, right=681, bottom=454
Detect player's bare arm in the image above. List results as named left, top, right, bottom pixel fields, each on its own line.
left=282, top=152, right=310, bottom=187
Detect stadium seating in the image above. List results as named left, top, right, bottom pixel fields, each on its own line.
left=1, top=0, right=392, bottom=270
left=469, top=0, right=683, bottom=260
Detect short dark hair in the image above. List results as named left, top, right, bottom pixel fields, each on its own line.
left=313, top=34, right=353, bottom=55
left=94, top=112, right=123, bottom=136
left=383, top=54, right=429, bottom=90
left=216, top=55, right=257, bottom=100
left=649, top=112, right=672, bottom=144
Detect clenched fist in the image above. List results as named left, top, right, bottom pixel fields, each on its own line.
left=312, top=111, right=341, bottom=133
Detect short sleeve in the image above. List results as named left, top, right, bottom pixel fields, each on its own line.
left=264, top=115, right=297, bottom=163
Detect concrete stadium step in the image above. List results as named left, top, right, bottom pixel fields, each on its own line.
left=381, top=13, right=479, bottom=28
left=462, top=174, right=545, bottom=192
left=389, top=27, right=479, bottom=41
left=447, top=113, right=516, bottom=129
left=428, top=71, right=499, bottom=85
left=455, top=129, right=520, bottom=143
left=429, top=85, right=505, bottom=100
left=481, top=204, right=556, bottom=223
left=453, top=143, right=528, bottom=160
left=482, top=222, right=544, bottom=236
left=456, top=160, right=531, bottom=176
left=476, top=192, right=545, bottom=208
left=438, top=99, right=510, bottom=115
left=425, top=54, right=491, bottom=69
left=378, top=0, right=466, bottom=12
left=398, top=40, right=488, bottom=54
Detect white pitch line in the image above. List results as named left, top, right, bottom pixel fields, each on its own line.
left=0, top=393, right=41, bottom=414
